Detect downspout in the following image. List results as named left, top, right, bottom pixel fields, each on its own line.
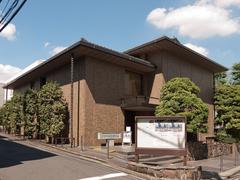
left=77, top=78, right=80, bottom=146
left=213, top=73, right=216, bottom=129
left=5, top=86, right=8, bottom=102
left=70, top=53, right=74, bottom=147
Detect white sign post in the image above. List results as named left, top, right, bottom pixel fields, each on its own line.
left=122, top=131, right=132, bottom=146
left=122, top=126, right=132, bottom=146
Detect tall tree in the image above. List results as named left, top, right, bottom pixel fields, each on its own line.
left=214, top=84, right=240, bottom=141
left=8, top=93, right=23, bottom=134
left=214, top=71, right=227, bottom=86
left=231, top=63, right=240, bottom=85
left=24, top=89, right=38, bottom=137
left=38, top=82, right=67, bottom=142
left=155, top=77, right=208, bottom=134
left=0, top=102, right=11, bottom=133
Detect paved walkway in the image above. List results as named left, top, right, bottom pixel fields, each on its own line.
left=0, top=134, right=142, bottom=180
left=1, top=132, right=240, bottom=179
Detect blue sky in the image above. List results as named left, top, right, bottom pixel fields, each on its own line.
left=0, top=0, right=240, bottom=82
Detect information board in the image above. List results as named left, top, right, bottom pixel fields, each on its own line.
left=137, top=119, right=185, bottom=149
left=135, top=116, right=187, bottom=165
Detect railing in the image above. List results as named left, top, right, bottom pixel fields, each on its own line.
left=120, top=96, right=159, bottom=108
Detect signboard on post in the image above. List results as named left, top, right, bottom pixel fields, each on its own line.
left=135, top=116, right=187, bottom=165
left=97, top=132, right=122, bottom=159
left=97, top=132, right=121, bottom=140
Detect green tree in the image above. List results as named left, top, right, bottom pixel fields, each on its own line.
left=24, top=89, right=38, bottom=137
left=0, top=101, right=12, bottom=133
left=8, top=93, right=23, bottom=134
left=0, top=106, right=4, bottom=127
left=38, top=82, right=67, bottom=142
left=214, top=84, right=240, bottom=142
left=231, top=63, right=240, bottom=85
left=155, top=77, right=208, bottom=134
left=214, top=71, right=227, bottom=86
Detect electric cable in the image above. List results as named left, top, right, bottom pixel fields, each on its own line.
left=0, top=0, right=27, bottom=32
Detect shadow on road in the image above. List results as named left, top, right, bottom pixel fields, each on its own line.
left=0, top=135, right=56, bottom=168
left=201, top=170, right=222, bottom=180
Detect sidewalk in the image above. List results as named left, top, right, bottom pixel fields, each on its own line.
left=2, top=132, right=240, bottom=179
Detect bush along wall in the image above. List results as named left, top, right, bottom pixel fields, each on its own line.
left=155, top=77, right=208, bottom=140
left=0, top=81, right=68, bottom=143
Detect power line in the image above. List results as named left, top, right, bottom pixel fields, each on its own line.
left=0, top=0, right=27, bottom=32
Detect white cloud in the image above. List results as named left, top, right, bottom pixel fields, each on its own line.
left=146, top=1, right=240, bottom=39
left=0, top=23, right=16, bottom=40
left=44, top=42, right=50, bottom=47
left=0, top=64, right=21, bottom=83
left=198, top=0, right=240, bottom=7
left=184, top=43, right=209, bottom=56
left=215, top=0, right=240, bottom=7
left=49, top=46, right=67, bottom=56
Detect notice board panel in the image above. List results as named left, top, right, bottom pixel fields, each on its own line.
left=135, top=116, right=187, bottom=163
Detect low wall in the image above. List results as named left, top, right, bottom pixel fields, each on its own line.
left=187, top=141, right=233, bottom=160
left=128, top=162, right=202, bottom=180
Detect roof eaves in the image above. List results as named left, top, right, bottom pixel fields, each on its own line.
left=79, top=40, right=155, bottom=68
left=124, top=36, right=168, bottom=54
left=125, top=36, right=228, bottom=72
left=166, top=37, right=228, bottom=72
left=4, top=39, right=155, bottom=88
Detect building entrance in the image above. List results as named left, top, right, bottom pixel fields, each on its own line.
left=124, top=111, right=154, bottom=144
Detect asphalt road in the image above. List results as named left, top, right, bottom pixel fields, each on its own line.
left=0, top=135, right=139, bottom=180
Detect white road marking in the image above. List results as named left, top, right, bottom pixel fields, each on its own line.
left=79, top=172, right=128, bottom=180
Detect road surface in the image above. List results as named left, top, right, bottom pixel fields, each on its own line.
left=0, top=135, right=139, bottom=180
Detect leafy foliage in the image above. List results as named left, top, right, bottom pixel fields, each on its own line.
left=0, top=93, right=23, bottom=134
left=24, top=89, right=38, bottom=136
left=8, top=93, right=23, bottom=134
left=38, top=82, right=67, bottom=137
left=214, top=84, right=240, bottom=141
left=231, top=63, right=240, bottom=85
left=0, top=81, right=68, bottom=141
left=155, top=77, right=208, bottom=133
left=214, top=71, right=227, bottom=86
left=215, top=129, right=236, bottom=144
left=0, top=101, right=11, bottom=132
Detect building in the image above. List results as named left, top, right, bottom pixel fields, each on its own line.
left=0, top=83, right=5, bottom=107
left=3, top=60, right=44, bottom=103
left=0, top=83, right=12, bottom=107
left=3, top=36, right=227, bottom=146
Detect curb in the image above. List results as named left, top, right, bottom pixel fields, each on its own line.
left=219, top=165, right=240, bottom=179
left=11, top=138, right=154, bottom=180
left=39, top=143, right=109, bottom=163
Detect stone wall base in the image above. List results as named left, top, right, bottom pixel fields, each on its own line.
left=128, top=162, right=202, bottom=179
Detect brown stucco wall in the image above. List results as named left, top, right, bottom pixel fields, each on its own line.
left=83, top=56, right=125, bottom=146
left=15, top=84, right=31, bottom=94
left=47, top=60, right=84, bottom=146
left=12, top=49, right=216, bottom=146
left=144, top=50, right=214, bottom=136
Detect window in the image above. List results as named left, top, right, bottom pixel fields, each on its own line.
left=125, top=71, right=143, bottom=96
left=40, top=77, right=46, bottom=88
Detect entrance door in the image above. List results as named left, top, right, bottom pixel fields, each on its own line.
left=124, top=111, right=136, bottom=144
left=124, top=111, right=154, bottom=144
